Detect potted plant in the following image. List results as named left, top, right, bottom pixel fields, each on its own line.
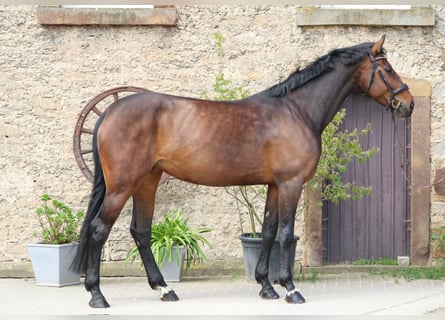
left=226, top=185, right=300, bottom=283
left=126, top=209, right=211, bottom=281
left=27, top=194, right=85, bottom=287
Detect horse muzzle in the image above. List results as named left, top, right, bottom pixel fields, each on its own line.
left=391, top=98, right=414, bottom=118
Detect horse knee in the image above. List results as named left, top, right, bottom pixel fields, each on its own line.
left=279, top=229, right=295, bottom=248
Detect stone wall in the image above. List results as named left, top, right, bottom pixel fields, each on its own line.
left=1, top=5, right=444, bottom=265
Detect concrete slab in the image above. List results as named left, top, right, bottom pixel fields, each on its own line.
left=0, top=273, right=444, bottom=316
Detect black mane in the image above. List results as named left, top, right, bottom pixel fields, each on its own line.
left=265, top=42, right=375, bottom=97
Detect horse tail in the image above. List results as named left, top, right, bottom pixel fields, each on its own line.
left=71, top=112, right=107, bottom=274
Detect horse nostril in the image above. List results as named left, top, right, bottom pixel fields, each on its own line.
left=410, top=101, right=415, bottom=111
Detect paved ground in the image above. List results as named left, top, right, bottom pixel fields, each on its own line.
left=1, top=272, right=445, bottom=316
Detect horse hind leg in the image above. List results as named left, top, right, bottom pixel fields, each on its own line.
left=85, top=191, right=130, bottom=308
left=256, top=184, right=280, bottom=300
left=130, top=170, right=179, bottom=302
left=85, top=217, right=111, bottom=308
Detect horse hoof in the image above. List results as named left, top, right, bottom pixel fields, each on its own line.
left=89, top=297, right=110, bottom=308
left=160, top=290, right=179, bottom=302
left=259, top=287, right=280, bottom=300
left=285, top=289, right=305, bottom=304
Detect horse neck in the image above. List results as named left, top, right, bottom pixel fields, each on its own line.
left=290, top=62, right=360, bottom=134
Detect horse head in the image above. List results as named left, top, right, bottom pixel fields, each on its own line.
left=356, top=35, right=414, bottom=118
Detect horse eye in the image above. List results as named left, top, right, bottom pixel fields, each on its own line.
left=385, top=66, right=393, bottom=75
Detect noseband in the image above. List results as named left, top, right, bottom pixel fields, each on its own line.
left=367, top=52, right=409, bottom=112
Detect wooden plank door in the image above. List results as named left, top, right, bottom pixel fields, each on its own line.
left=322, top=93, right=411, bottom=264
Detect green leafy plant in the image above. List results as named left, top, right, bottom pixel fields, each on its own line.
left=214, top=32, right=226, bottom=58
left=227, top=183, right=265, bottom=238
left=431, top=226, right=445, bottom=259
left=386, top=266, right=445, bottom=281
left=352, top=258, right=397, bottom=265
left=307, top=108, right=379, bottom=205
left=126, top=209, right=211, bottom=270
left=33, top=193, right=85, bottom=244
left=211, top=72, right=250, bottom=101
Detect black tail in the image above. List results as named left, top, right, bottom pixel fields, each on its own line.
left=71, top=113, right=107, bottom=274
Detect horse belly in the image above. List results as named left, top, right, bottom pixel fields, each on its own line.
left=156, top=153, right=271, bottom=187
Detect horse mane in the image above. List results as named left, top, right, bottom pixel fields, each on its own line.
left=264, top=42, right=375, bottom=97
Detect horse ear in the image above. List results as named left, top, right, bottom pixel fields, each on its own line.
left=371, top=34, right=386, bottom=54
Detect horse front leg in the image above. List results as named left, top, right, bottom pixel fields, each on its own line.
left=277, top=180, right=306, bottom=304
left=130, top=172, right=179, bottom=302
left=256, top=184, right=280, bottom=299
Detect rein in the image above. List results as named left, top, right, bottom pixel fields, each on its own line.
left=367, top=52, right=409, bottom=112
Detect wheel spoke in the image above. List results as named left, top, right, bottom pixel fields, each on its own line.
left=81, top=149, right=93, bottom=155
left=81, top=128, right=94, bottom=134
left=91, top=106, right=102, bottom=116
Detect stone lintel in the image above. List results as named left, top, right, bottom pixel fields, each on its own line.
left=296, top=7, right=435, bottom=27
left=36, top=6, right=178, bottom=26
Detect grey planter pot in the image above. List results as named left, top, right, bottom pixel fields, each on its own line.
left=27, top=243, right=80, bottom=287
left=159, top=245, right=185, bottom=282
left=239, top=233, right=299, bottom=283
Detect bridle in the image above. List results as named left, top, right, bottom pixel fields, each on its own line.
left=366, top=50, right=413, bottom=192
left=367, top=51, right=411, bottom=187
left=367, top=51, right=409, bottom=112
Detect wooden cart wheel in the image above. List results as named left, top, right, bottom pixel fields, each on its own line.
left=73, top=86, right=149, bottom=183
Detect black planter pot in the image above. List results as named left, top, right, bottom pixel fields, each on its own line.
left=239, top=233, right=299, bottom=283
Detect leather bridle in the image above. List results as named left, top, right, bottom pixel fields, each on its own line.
left=367, top=52, right=409, bottom=112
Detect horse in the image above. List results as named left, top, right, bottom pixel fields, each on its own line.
left=71, top=35, right=414, bottom=308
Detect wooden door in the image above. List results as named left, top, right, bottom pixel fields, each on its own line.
left=322, top=93, right=411, bottom=264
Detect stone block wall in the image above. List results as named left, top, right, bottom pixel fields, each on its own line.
left=1, top=5, right=444, bottom=264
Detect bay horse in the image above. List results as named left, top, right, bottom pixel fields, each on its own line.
left=72, top=35, right=414, bottom=308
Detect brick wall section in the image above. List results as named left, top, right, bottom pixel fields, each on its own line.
left=1, top=5, right=444, bottom=264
